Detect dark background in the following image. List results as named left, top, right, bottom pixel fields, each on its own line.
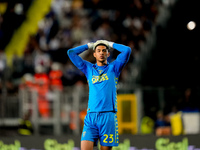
left=136, top=0, right=200, bottom=87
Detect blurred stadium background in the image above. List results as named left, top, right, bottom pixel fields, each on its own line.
left=0, top=0, right=200, bottom=149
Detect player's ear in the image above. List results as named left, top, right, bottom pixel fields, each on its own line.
left=93, top=51, right=96, bottom=58
left=107, top=52, right=110, bottom=57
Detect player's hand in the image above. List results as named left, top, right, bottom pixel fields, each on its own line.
left=107, top=41, right=114, bottom=48
left=87, top=42, right=94, bottom=50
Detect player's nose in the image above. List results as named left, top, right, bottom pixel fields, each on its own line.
left=100, top=51, right=104, bottom=54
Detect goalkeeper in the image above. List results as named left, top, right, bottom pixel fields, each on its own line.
left=67, top=40, right=131, bottom=150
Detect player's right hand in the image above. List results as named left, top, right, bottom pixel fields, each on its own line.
left=87, top=42, right=94, bottom=50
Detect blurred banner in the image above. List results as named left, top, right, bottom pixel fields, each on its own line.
left=1, top=134, right=200, bottom=150
left=4, top=0, right=52, bottom=66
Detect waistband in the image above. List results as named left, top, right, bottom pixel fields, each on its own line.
left=87, top=111, right=116, bottom=114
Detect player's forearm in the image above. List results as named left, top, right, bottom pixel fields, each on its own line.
left=113, top=43, right=131, bottom=63
left=67, top=44, right=88, bottom=68
left=67, top=44, right=88, bottom=56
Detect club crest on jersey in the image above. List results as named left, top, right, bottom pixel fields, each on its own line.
left=92, top=73, right=109, bottom=84
left=98, top=70, right=103, bottom=74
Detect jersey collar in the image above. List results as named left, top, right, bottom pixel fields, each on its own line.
left=93, top=62, right=109, bottom=69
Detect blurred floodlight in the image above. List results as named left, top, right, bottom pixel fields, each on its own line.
left=14, top=3, right=23, bottom=15
left=187, top=21, right=196, bottom=30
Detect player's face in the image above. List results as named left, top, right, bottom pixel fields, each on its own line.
left=93, top=45, right=110, bottom=64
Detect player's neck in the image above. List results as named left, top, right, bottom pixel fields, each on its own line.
left=96, top=60, right=107, bottom=66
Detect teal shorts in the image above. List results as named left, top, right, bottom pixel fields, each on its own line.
left=81, top=112, right=119, bottom=147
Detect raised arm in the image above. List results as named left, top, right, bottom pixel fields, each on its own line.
left=112, top=43, right=132, bottom=64
left=107, top=41, right=131, bottom=75
left=67, top=43, right=93, bottom=70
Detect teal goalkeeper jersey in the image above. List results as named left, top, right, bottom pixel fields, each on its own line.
left=67, top=43, right=131, bottom=112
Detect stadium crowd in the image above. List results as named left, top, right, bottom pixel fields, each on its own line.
left=0, top=0, right=161, bottom=94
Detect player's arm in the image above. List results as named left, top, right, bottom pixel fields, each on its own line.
left=67, top=43, right=93, bottom=70
left=111, top=42, right=131, bottom=64
left=108, top=41, right=131, bottom=74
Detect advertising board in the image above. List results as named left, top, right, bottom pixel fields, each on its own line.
left=1, top=134, right=200, bottom=150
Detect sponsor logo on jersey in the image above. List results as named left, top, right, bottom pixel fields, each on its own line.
left=92, top=73, right=109, bottom=84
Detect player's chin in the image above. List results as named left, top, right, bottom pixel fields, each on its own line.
left=98, top=58, right=105, bottom=62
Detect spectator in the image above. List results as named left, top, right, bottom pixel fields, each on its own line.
left=34, top=65, right=50, bottom=118
left=155, top=110, right=171, bottom=136
left=49, top=62, right=63, bottom=91
left=177, top=88, right=200, bottom=112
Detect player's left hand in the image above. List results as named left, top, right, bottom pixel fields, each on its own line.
left=107, top=41, right=114, bottom=48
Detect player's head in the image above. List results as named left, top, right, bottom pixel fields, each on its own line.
left=93, top=44, right=110, bottom=64
left=94, top=43, right=109, bottom=51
